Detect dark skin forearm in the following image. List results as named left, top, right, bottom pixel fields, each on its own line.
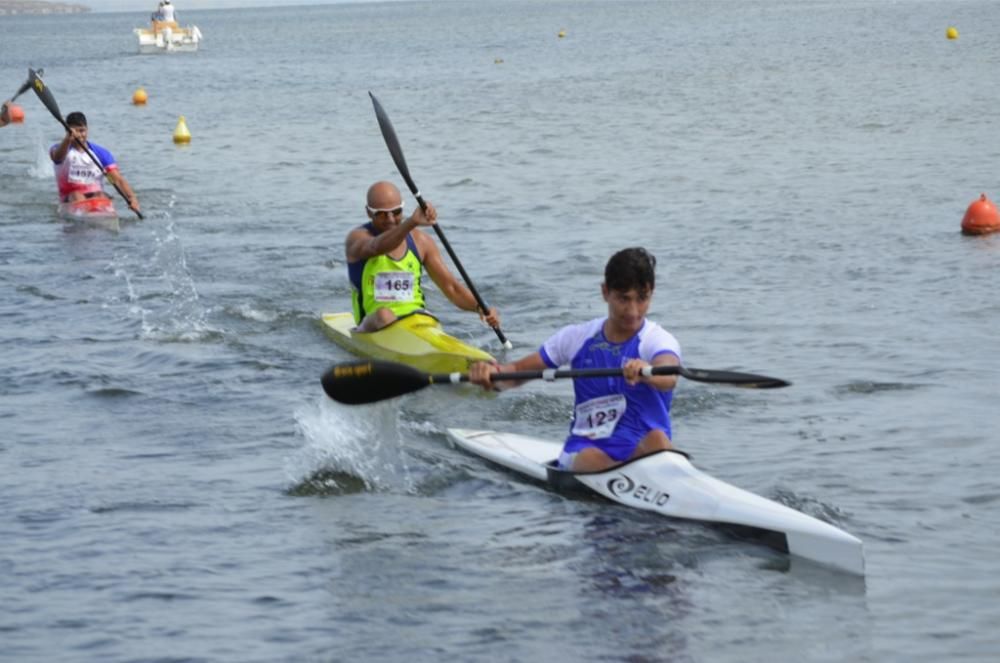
left=361, top=217, right=419, bottom=258
left=50, top=131, right=79, bottom=163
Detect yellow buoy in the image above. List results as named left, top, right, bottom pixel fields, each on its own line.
left=132, top=87, right=148, bottom=105
left=946, top=26, right=958, bottom=40
left=173, top=115, right=191, bottom=144
left=558, top=30, right=566, bottom=38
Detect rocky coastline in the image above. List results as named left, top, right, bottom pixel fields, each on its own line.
left=0, top=0, right=91, bottom=15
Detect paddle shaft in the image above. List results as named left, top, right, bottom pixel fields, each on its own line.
left=432, top=364, right=684, bottom=385
left=30, top=70, right=144, bottom=220
left=369, top=92, right=512, bottom=349
left=484, top=364, right=790, bottom=388
left=321, top=358, right=789, bottom=405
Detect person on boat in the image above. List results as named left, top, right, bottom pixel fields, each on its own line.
left=345, top=180, right=501, bottom=333
left=0, top=100, right=11, bottom=127
left=151, top=1, right=176, bottom=24
left=160, top=0, right=176, bottom=23
left=50, top=111, right=140, bottom=214
left=469, top=247, right=680, bottom=473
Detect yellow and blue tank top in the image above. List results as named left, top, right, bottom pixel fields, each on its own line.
left=347, top=223, right=425, bottom=324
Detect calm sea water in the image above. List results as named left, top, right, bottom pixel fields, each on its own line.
left=2, top=1, right=1000, bottom=661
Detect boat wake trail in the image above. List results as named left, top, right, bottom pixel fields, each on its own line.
left=111, top=216, right=222, bottom=343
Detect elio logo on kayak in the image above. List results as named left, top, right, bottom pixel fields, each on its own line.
left=607, top=474, right=670, bottom=507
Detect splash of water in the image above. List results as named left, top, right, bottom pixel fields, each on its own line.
left=111, top=216, right=223, bottom=343
left=27, top=137, right=54, bottom=180
left=289, top=396, right=416, bottom=494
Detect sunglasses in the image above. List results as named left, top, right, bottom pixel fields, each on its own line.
left=366, top=202, right=406, bottom=217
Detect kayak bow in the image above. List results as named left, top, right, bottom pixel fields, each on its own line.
left=321, top=312, right=494, bottom=374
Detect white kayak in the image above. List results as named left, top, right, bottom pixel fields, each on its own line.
left=446, top=428, right=865, bottom=576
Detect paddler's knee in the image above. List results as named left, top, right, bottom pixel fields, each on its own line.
left=570, top=447, right=618, bottom=473
left=636, top=430, right=672, bottom=456
left=359, top=307, right=398, bottom=332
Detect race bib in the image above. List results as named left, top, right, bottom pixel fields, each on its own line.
left=373, top=271, right=415, bottom=302
left=67, top=154, right=100, bottom=184
left=571, top=394, right=626, bottom=439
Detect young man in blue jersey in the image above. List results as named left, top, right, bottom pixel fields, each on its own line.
left=469, top=247, right=680, bottom=472
left=344, top=180, right=501, bottom=332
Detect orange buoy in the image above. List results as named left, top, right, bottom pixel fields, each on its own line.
left=133, top=88, right=148, bottom=105
left=8, top=103, right=25, bottom=123
left=961, top=193, right=1000, bottom=235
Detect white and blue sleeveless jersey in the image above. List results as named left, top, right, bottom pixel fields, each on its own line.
left=539, top=317, right=681, bottom=460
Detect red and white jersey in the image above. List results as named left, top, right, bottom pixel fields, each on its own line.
left=51, top=142, right=117, bottom=199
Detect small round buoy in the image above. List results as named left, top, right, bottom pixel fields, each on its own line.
left=132, top=88, right=148, bottom=105
left=8, top=103, right=25, bottom=123
left=558, top=30, right=566, bottom=38
left=961, top=193, right=1000, bottom=235
left=173, top=115, right=191, bottom=144
left=946, top=26, right=958, bottom=40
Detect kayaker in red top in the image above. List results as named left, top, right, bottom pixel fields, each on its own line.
left=49, top=111, right=140, bottom=214
left=345, top=180, right=501, bottom=332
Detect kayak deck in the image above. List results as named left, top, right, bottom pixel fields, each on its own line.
left=446, top=428, right=865, bottom=576
left=321, top=312, right=494, bottom=374
left=57, top=197, right=120, bottom=232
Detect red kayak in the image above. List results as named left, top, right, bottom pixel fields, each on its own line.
left=56, top=196, right=120, bottom=230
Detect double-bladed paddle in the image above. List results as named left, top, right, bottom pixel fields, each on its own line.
left=369, top=91, right=512, bottom=350
left=28, top=68, right=143, bottom=220
left=321, top=359, right=790, bottom=405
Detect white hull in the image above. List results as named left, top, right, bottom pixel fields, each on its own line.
left=134, top=23, right=202, bottom=54
left=446, top=428, right=865, bottom=576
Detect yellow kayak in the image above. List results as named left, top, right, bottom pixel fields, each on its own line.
left=321, top=312, right=494, bottom=374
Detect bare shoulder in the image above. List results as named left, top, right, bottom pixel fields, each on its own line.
left=345, top=224, right=374, bottom=259
left=411, top=227, right=437, bottom=258
left=347, top=223, right=372, bottom=237
left=346, top=224, right=373, bottom=244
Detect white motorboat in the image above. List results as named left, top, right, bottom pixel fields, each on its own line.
left=134, top=20, right=202, bottom=54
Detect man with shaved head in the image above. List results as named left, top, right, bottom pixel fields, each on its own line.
left=345, top=181, right=501, bottom=332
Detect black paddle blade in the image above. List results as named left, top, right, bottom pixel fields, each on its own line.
left=368, top=92, right=420, bottom=198
left=29, top=68, right=65, bottom=125
left=321, top=360, right=433, bottom=405
left=10, top=68, right=40, bottom=102
left=679, top=366, right=790, bottom=389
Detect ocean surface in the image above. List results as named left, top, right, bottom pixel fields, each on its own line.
left=2, top=1, right=1000, bottom=661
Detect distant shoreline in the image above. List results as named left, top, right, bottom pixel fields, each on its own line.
left=0, top=0, right=91, bottom=15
